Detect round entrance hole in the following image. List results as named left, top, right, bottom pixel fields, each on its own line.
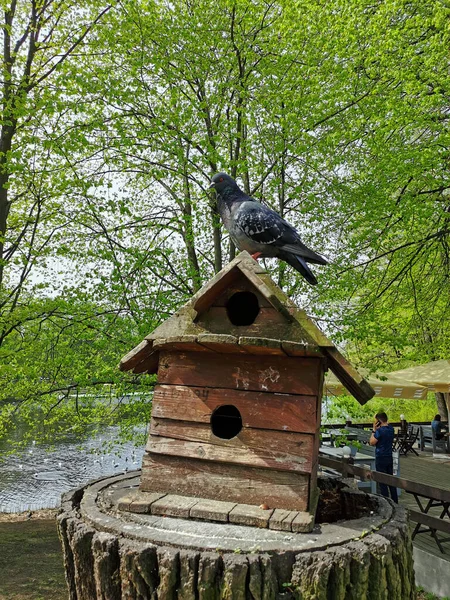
left=211, top=405, right=243, bottom=439
left=226, top=291, right=260, bottom=326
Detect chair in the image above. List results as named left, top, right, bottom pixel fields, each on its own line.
left=395, top=426, right=419, bottom=456
left=419, top=425, right=450, bottom=453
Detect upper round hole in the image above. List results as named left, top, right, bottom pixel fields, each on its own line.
left=226, top=291, right=260, bottom=326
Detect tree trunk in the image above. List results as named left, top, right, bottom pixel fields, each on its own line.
left=181, top=174, right=201, bottom=292
left=58, top=512, right=416, bottom=600
left=435, top=392, right=449, bottom=421
left=211, top=203, right=222, bottom=274
left=57, top=476, right=416, bottom=600
left=0, top=179, right=10, bottom=290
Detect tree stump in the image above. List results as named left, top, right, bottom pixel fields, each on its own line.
left=57, top=471, right=415, bottom=600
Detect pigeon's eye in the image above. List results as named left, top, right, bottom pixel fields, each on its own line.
left=219, top=177, right=224, bottom=182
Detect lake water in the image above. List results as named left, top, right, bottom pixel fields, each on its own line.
left=0, top=427, right=146, bottom=512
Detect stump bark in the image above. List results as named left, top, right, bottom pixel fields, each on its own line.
left=57, top=473, right=415, bottom=600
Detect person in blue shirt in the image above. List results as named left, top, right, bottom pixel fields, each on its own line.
left=431, top=414, right=448, bottom=440
left=369, top=412, right=398, bottom=503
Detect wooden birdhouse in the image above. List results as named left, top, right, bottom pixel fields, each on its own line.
left=119, top=251, right=374, bottom=529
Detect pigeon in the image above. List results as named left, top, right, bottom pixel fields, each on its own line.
left=209, top=172, right=327, bottom=285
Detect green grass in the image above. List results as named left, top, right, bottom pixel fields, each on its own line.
left=417, top=586, right=450, bottom=600
left=0, top=520, right=66, bottom=600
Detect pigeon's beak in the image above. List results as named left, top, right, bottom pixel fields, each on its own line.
left=209, top=181, right=216, bottom=189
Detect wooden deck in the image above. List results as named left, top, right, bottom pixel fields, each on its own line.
left=398, top=451, right=450, bottom=559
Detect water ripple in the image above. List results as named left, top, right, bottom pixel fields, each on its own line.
left=0, top=427, right=145, bottom=512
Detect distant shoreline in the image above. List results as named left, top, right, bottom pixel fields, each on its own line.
left=0, top=508, right=58, bottom=523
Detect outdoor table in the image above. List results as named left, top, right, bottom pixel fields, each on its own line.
left=411, top=491, right=450, bottom=553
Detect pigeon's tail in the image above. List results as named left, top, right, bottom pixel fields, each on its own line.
left=281, top=243, right=328, bottom=265
left=283, top=253, right=319, bottom=285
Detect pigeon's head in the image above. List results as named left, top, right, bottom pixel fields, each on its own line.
left=209, top=172, right=239, bottom=194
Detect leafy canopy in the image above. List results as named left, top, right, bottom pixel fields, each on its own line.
left=0, top=0, right=449, bottom=448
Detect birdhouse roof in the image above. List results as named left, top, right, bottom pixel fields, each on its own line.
left=119, top=251, right=374, bottom=404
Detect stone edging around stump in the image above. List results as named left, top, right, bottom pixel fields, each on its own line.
left=76, top=471, right=390, bottom=552
left=115, top=484, right=315, bottom=532
left=57, top=470, right=416, bottom=600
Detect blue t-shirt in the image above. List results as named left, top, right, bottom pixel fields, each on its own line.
left=432, top=420, right=444, bottom=435
left=374, top=425, right=394, bottom=457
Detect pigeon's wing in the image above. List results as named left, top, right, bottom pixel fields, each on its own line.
left=235, top=202, right=287, bottom=246
left=235, top=202, right=327, bottom=264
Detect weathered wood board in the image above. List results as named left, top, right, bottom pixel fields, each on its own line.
left=157, top=351, right=323, bottom=395
left=141, top=453, right=309, bottom=511
left=151, top=384, right=318, bottom=433
left=198, top=306, right=295, bottom=338
left=153, top=336, right=210, bottom=353
left=119, top=339, right=153, bottom=371
left=209, top=277, right=273, bottom=307
left=282, top=340, right=322, bottom=357
left=148, top=418, right=315, bottom=473
left=321, top=346, right=374, bottom=404
left=192, top=265, right=244, bottom=316
left=196, top=334, right=249, bottom=354
left=132, top=351, right=159, bottom=374
left=237, top=336, right=284, bottom=355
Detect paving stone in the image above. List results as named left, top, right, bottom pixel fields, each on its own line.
left=229, top=504, right=274, bottom=528
left=291, top=512, right=314, bottom=533
left=129, top=492, right=167, bottom=514
left=269, top=509, right=299, bottom=531
left=190, top=498, right=237, bottom=522
left=281, top=511, right=300, bottom=532
left=117, top=495, right=137, bottom=511
left=102, top=486, right=134, bottom=510
left=151, top=494, right=200, bottom=518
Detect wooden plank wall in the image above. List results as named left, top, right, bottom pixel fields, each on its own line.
left=141, top=350, right=324, bottom=511
left=142, top=454, right=310, bottom=510
left=197, top=276, right=298, bottom=339
left=157, top=351, right=321, bottom=395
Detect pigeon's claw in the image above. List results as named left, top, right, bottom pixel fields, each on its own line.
left=251, top=252, right=262, bottom=260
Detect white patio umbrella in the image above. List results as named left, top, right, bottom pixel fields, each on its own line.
left=325, top=369, right=428, bottom=399
left=387, top=359, right=450, bottom=393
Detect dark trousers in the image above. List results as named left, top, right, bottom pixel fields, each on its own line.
left=375, top=455, right=398, bottom=504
